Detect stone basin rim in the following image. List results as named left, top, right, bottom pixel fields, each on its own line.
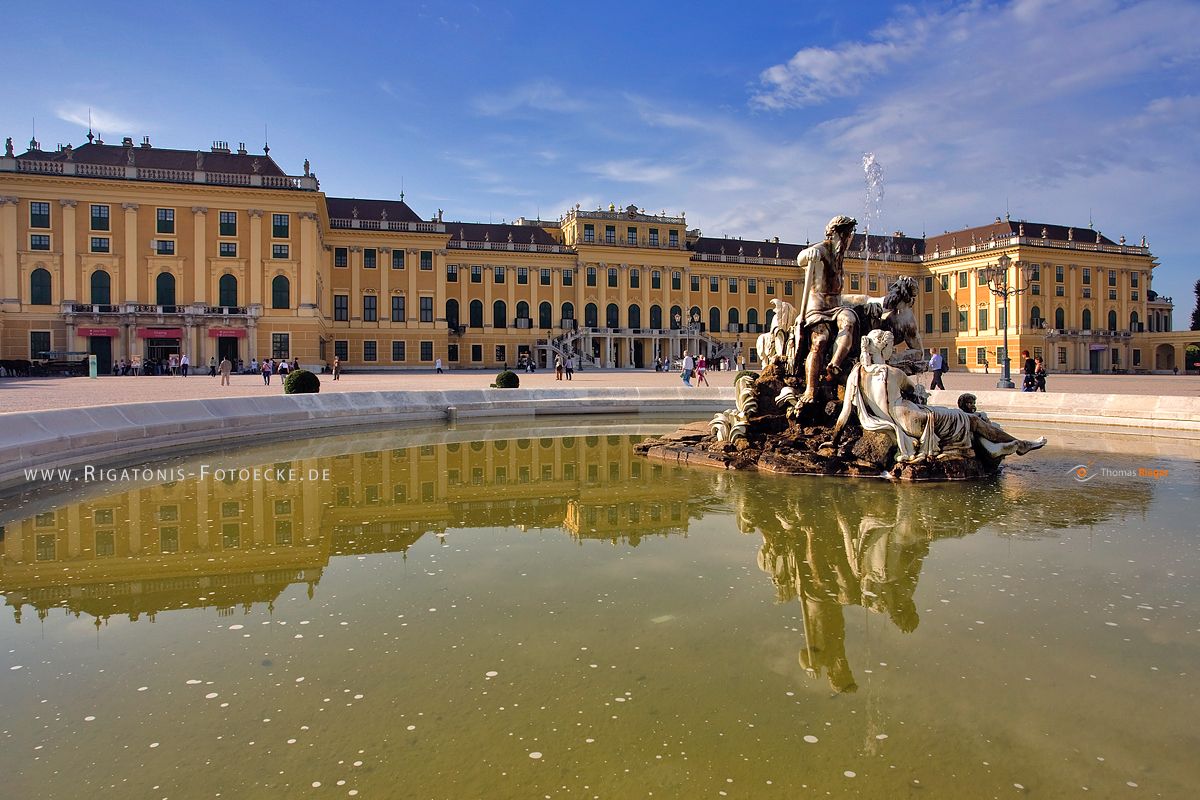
left=0, top=387, right=1195, bottom=491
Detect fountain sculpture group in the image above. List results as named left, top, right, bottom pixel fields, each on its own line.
left=639, top=215, right=1046, bottom=480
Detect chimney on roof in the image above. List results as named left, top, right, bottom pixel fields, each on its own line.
left=211, top=141, right=230, bottom=153
left=122, top=136, right=133, bottom=147
left=140, top=136, right=151, bottom=149
left=237, top=142, right=247, bottom=155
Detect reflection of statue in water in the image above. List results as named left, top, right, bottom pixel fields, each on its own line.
left=750, top=486, right=934, bottom=693
left=791, top=215, right=859, bottom=404
left=827, top=330, right=1046, bottom=463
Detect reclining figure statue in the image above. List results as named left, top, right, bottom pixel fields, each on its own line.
left=825, top=329, right=1046, bottom=463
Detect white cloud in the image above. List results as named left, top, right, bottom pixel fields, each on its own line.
left=472, top=80, right=587, bottom=117
left=54, top=104, right=138, bottom=136
left=586, top=159, right=682, bottom=185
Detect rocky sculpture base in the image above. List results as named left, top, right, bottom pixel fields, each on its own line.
left=636, top=364, right=1000, bottom=482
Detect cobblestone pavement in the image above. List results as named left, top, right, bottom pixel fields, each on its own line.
left=0, top=367, right=1196, bottom=414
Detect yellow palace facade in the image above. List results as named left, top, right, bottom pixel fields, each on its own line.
left=0, top=134, right=1190, bottom=375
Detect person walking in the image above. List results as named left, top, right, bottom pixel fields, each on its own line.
left=209, top=356, right=217, bottom=377
left=261, top=358, right=272, bottom=385
left=681, top=351, right=695, bottom=387
left=435, top=357, right=444, bottom=375
left=278, top=358, right=290, bottom=379
left=332, top=356, right=341, bottom=380
left=696, top=354, right=710, bottom=386
left=219, top=356, right=232, bottom=387
left=1021, top=350, right=1036, bottom=392
left=554, top=354, right=563, bottom=380
left=982, top=355, right=989, bottom=374
left=180, top=353, right=190, bottom=377
left=565, top=354, right=575, bottom=381
left=1034, top=356, right=1047, bottom=392
left=928, top=349, right=946, bottom=390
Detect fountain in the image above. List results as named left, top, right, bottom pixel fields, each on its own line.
left=639, top=214, right=1046, bottom=480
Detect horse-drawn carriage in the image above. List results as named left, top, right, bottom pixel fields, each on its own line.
left=29, top=351, right=90, bottom=376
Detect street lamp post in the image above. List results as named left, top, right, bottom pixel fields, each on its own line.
left=981, top=253, right=1033, bottom=389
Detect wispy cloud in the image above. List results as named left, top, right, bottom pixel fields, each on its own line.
left=472, top=80, right=588, bottom=117
left=54, top=104, right=138, bottom=135
left=586, top=159, right=682, bottom=185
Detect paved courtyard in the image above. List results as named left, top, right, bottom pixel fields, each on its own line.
left=0, top=366, right=1196, bottom=414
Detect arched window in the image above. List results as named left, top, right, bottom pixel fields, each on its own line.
left=689, top=306, right=701, bottom=327
left=469, top=299, right=484, bottom=328
left=709, top=307, right=721, bottom=333
left=1129, top=310, right=1139, bottom=332
left=90, top=270, right=111, bottom=305
left=492, top=300, right=507, bottom=329
left=516, top=300, right=529, bottom=321
left=584, top=303, right=598, bottom=328
left=628, top=304, right=641, bottom=329
left=271, top=275, right=289, bottom=309
left=156, top=272, right=176, bottom=307
left=218, top=274, right=238, bottom=307
left=446, top=298, right=460, bottom=327
left=765, top=308, right=775, bottom=330
left=1055, top=307, right=1065, bottom=329
left=670, top=305, right=682, bottom=329
left=1081, top=308, right=1092, bottom=330
left=728, top=307, right=740, bottom=327
left=605, top=303, right=619, bottom=328
left=539, top=301, right=552, bottom=329
left=30, top=267, right=52, bottom=305
left=1107, top=309, right=1117, bottom=331
left=1029, top=305, right=1041, bottom=328
left=650, top=305, right=662, bottom=330
left=561, top=302, right=575, bottom=323
left=747, top=308, right=759, bottom=328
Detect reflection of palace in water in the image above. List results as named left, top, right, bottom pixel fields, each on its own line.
left=0, top=435, right=720, bottom=625
left=734, top=476, right=1152, bottom=693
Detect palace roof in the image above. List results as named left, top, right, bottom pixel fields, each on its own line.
left=17, top=140, right=289, bottom=176
left=325, top=196, right=424, bottom=223
left=927, top=219, right=1118, bottom=252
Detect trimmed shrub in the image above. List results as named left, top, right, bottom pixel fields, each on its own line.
left=492, top=370, right=520, bottom=389
left=283, top=368, right=321, bottom=394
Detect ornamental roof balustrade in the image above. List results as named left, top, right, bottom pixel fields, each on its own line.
left=8, top=158, right=318, bottom=190
left=930, top=235, right=1150, bottom=259
left=566, top=207, right=686, bottom=226
left=447, top=239, right=572, bottom=254
left=328, top=217, right=446, bottom=233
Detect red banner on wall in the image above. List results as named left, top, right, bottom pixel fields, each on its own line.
left=78, top=327, right=119, bottom=337
left=207, top=328, right=248, bottom=338
left=137, top=328, right=183, bottom=339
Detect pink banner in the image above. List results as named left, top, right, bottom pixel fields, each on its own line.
left=207, top=328, right=248, bottom=338
left=78, top=327, right=119, bottom=336
left=138, top=328, right=183, bottom=339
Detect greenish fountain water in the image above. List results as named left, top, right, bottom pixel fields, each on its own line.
left=0, top=421, right=1196, bottom=798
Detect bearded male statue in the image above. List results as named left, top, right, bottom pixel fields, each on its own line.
left=792, top=215, right=859, bottom=404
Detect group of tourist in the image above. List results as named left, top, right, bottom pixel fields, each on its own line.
left=678, top=351, right=719, bottom=387
left=552, top=354, right=576, bottom=380
left=928, top=348, right=1047, bottom=392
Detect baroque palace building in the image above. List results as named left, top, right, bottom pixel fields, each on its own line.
left=0, top=134, right=1191, bottom=374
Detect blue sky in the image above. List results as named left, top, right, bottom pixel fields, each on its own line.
left=3, top=0, right=1197, bottom=317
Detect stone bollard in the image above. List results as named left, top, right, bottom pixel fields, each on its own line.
left=446, top=406, right=458, bottom=429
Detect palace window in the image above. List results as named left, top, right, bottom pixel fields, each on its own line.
left=90, top=204, right=110, bottom=231
left=669, top=230, right=678, bottom=247
left=709, top=276, right=718, bottom=293
left=728, top=278, right=738, bottom=293
left=748, top=278, right=757, bottom=294
left=978, top=307, right=988, bottom=330
left=420, top=251, right=433, bottom=270
left=390, top=295, right=404, bottom=322
left=941, top=310, right=950, bottom=332
left=976, top=347, right=986, bottom=364
left=957, top=347, right=966, bottom=366
left=30, top=234, right=50, bottom=251
left=471, top=264, right=482, bottom=283
left=420, top=341, right=433, bottom=361
left=630, top=268, right=640, bottom=289
left=608, top=268, right=618, bottom=288
left=924, top=276, right=934, bottom=292
left=958, top=309, right=969, bottom=330
left=363, top=295, right=377, bottom=322
left=272, top=244, right=289, bottom=259
left=1056, top=265, right=1064, bottom=282
left=219, top=242, right=237, bottom=257
left=540, top=268, right=551, bottom=286
left=767, top=281, right=775, bottom=295
left=1108, top=269, right=1117, bottom=287
left=672, top=271, right=681, bottom=290
left=157, top=208, right=175, bottom=234
left=219, top=211, right=237, bottom=237
left=29, top=201, right=50, bottom=228
left=471, top=344, right=482, bottom=362
left=420, top=296, right=433, bottom=322
left=1082, top=267, right=1091, bottom=285
left=335, top=247, right=348, bottom=267
left=272, top=214, right=289, bottom=238
left=586, top=266, right=597, bottom=287
left=334, top=340, right=348, bottom=361
left=924, top=313, right=934, bottom=334
left=30, top=330, right=51, bottom=357
left=940, top=274, right=949, bottom=290
left=517, top=267, right=528, bottom=285
left=334, top=294, right=348, bottom=321
left=584, top=224, right=594, bottom=243
left=627, top=226, right=637, bottom=245
left=392, top=341, right=406, bottom=362
left=156, top=240, right=175, bottom=256
left=272, top=333, right=290, bottom=359
left=493, top=265, right=505, bottom=283
left=605, top=225, right=615, bottom=244
left=649, top=228, right=659, bottom=246
left=562, top=269, right=573, bottom=286
left=364, top=248, right=377, bottom=269
left=958, top=271, right=968, bottom=288
left=363, top=340, right=377, bottom=362
left=784, top=280, right=793, bottom=295
left=91, top=237, right=111, bottom=253
left=446, top=264, right=458, bottom=282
